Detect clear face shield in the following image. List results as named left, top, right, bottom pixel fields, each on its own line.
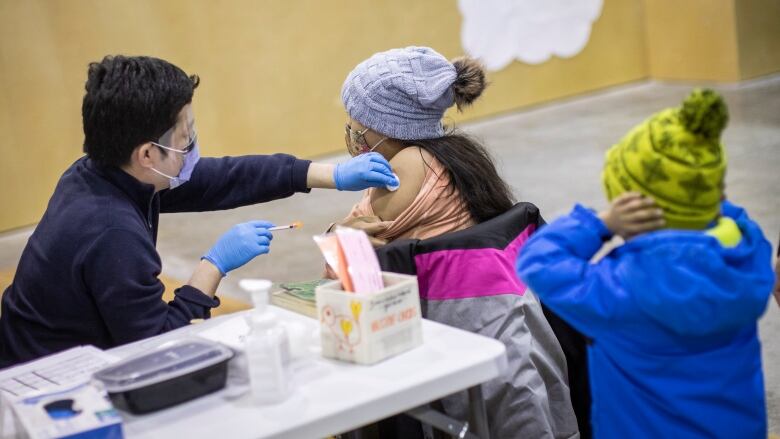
left=149, top=123, right=200, bottom=189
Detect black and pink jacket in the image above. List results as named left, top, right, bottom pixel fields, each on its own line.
left=376, top=202, right=580, bottom=439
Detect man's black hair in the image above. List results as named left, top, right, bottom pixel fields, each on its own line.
left=82, top=55, right=199, bottom=167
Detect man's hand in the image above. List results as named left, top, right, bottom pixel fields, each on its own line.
left=597, top=192, right=665, bottom=239
left=202, top=221, right=274, bottom=275
left=333, top=153, right=399, bottom=191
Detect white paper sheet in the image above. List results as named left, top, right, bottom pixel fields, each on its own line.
left=0, top=346, right=119, bottom=438
left=197, top=315, right=251, bottom=350
left=0, top=346, right=118, bottom=398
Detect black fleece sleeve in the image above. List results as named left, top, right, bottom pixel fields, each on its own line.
left=82, top=228, right=219, bottom=345
left=159, top=154, right=311, bottom=213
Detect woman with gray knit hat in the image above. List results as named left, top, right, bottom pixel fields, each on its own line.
left=338, top=46, right=513, bottom=241
left=334, top=46, right=580, bottom=439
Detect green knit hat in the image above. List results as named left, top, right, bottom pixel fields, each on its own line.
left=601, top=89, right=728, bottom=230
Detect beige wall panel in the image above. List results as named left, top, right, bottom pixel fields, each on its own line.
left=643, top=0, right=740, bottom=81
left=735, top=0, right=780, bottom=79
left=1, top=0, right=647, bottom=231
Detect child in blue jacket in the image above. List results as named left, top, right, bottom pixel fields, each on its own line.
left=516, top=89, right=775, bottom=438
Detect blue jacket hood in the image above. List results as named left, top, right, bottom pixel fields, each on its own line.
left=615, top=201, right=774, bottom=336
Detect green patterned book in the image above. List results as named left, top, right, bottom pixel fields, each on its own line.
left=270, top=280, right=328, bottom=318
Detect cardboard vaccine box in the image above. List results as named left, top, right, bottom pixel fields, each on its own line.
left=315, top=272, right=423, bottom=365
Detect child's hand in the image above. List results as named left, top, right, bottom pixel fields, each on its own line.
left=598, top=192, right=666, bottom=239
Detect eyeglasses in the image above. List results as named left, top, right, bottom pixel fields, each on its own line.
left=345, top=123, right=388, bottom=157
left=152, top=131, right=197, bottom=155
left=345, top=123, right=370, bottom=145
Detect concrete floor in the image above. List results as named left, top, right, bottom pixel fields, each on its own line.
left=1, top=76, right=778, bottom=432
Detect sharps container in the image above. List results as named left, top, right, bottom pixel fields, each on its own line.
left=93, top=339, right=233, bottom=414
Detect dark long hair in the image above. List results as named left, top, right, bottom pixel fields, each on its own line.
left=402, top=130, right=514, bottom=224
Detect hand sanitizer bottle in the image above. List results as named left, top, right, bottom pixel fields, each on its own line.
left=240, top=279, right=290, bottom=404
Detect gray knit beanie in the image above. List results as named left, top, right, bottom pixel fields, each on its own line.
left=341, top=46, right=485, bottom=141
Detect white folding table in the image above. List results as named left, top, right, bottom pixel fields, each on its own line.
left=108, top=307, right=507, bottom=439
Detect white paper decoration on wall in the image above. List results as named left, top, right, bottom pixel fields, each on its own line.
left=458, top=0, right=603, bottom=71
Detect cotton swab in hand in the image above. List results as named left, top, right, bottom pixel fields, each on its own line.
left=386, top=173, right=400, bottom=192
left=268, top=221, right=303, bottom=231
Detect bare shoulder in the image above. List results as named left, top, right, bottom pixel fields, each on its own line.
left=370, top=147, right=432, bottom=221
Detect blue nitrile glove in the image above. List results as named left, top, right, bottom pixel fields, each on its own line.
left=333, top=152, right=399, bottom=191
left=202, top=221, right=275, bottom=275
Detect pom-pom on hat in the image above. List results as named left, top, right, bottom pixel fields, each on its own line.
left=602, top=88, right=728, bottom=229
left=341, top=46, right=486, bottom=140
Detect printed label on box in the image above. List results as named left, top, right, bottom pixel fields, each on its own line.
left=316, top=273, right=423, bottom=365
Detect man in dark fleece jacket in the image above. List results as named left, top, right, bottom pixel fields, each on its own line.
left=0, top=55, right=399, bottom=368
